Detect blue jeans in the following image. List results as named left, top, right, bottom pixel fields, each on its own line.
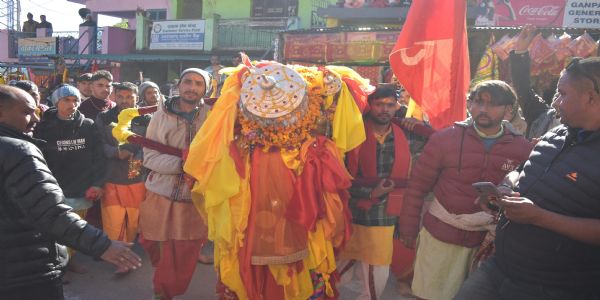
left=454, top=257, right=600, bottom=300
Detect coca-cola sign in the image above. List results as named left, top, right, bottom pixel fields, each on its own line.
left=518, top=5, right=561, bottom=17
left=475, top=0, right=565, bottom=27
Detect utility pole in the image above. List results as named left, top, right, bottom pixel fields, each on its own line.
left=0, top=0, right=20, bottom=30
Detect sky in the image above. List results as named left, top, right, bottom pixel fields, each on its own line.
left=19, top=0, right=121, bottom=32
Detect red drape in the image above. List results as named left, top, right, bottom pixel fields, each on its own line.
left=389, top=0, right=470, bottom=129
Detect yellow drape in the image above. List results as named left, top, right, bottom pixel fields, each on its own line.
left=184, top=69, right=252, bottom=299
left=184, top=71, right=241, bottom=192
left=406, top=98, right=426, bottom=121
left=112, top=107, right=141, bottom=144
left=332, top=81, right=366, bottom=154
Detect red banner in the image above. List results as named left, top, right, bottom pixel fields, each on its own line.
left=389, top=0, right=470, bottom=129
left=283, top=31, right=399, bottom=64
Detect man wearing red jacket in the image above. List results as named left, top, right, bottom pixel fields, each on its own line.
left=399, top=80, right=533, bottom=300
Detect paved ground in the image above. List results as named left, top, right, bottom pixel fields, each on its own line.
left=63, top=242, right=413, bottom=300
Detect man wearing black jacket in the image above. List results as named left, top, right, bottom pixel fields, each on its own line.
left=509, top=25, right=561, bottom=139
left=456, top=57, right=600, bottom=299
left=34, top=85, right=106, bottom=213
left=0, top=85, right=141, bottom=299
left=33, top=85, right=106, bottom=273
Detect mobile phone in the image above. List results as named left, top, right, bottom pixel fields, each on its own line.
left=472, top=182, right=502, bottom=212
left=472, top=182, right=502, bottom=199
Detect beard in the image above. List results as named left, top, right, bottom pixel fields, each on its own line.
left=180, top=90, right=201, bottom=105
left=370, top=113, right=392, bottom=125
left=474, top=114, right=502, bottom=128
left=180, top=97, right=200, bottom=106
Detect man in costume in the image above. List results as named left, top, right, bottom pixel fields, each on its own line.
left=96, top=82, right=149, bottom=243
left=139, top=68, right=211, bottom=300
left=339, top=85, right=413, bottom=299
left=184, top=60, right=370, bottom=299
left=399, top=80, right=533, bottom=300
left=455, top=57, right=600, bottom=300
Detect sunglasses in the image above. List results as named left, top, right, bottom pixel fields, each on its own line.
left=566, top=57, right=600, bottom=95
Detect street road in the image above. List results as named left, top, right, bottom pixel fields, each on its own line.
left=63, top=243, right=411, bottom=299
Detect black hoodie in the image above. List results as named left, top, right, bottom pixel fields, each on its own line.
left=95, top=106, right=150, bottom=185
left=33, top=107, right=106, bottom=198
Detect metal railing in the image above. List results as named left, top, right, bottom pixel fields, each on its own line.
left=52, top=31, right=79, bottom=38
left=215, top=18, right=279, bottom=50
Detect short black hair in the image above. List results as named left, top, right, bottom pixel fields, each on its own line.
left=91, top=70, right=113, bottom=82
left=368, top=84, right=398, bottom=103
left=471, top=80, right=516, bottom=106
left=113, top=82, right=138, bottom=94
left=77, top=73, right=93, bottom=82
left=564, top=57, right=600, bottom=94
left=10, top=80, right=38, bottom=94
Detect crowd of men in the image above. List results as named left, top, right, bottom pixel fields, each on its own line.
left=1, top=25, right=599, bottom=300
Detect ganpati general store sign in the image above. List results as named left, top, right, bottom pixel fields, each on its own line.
left=475, top=0, right=600, bottom=29
left=563, top=0, right=600, bottom=28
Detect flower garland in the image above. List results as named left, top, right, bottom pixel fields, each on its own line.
left=238, top=93, right=323, bottom=150
left=235, top=65, right=347, bottom=150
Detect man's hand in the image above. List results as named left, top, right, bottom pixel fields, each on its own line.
left=500, top=196, right=545, bottom=225
left=476, top=186, right=518, bottom=214
left=117, top=149, right=133, bottom=160
left=400, top=117, right=422, bottom=131
left=183, top=174, right=195, bottom=190
left=476, top=194, right=501, bottom=215
left=100, top=241, right=142, bottom=274
left=515, top=24, right=537, bottom=52
left=85, top=186, right=104, bottom=201
left=371, top=179, right=395, bottom=198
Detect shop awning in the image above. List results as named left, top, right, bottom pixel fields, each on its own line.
left=48, top=53, right=213, bottom=62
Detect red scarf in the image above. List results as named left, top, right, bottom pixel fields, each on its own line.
left=347, top=120, right=411, bottom=216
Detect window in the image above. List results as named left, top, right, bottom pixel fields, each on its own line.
left=147, top=9, right=167, bottom=21
left=180, top=0, right=202, bottom=19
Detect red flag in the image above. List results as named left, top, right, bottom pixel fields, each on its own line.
left=389, top=0, right=470, bottom=129
left=90, top=59, right=99, bottom=73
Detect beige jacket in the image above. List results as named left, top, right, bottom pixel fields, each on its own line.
left=143, top=97, right=209, bottom=202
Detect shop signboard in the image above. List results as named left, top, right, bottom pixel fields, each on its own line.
left=283, top=31, right=399, bottom=64
left=149, top=20, right=205, bottom=50
left=474, top=0, right=565, bottom=27
left=474, top=0, right=600, bottom=29
left=18, top=37, right=57, bottom=57
left=563, top=0, right=600, bottom=29
left=252, top=0, right=299, bottom=17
